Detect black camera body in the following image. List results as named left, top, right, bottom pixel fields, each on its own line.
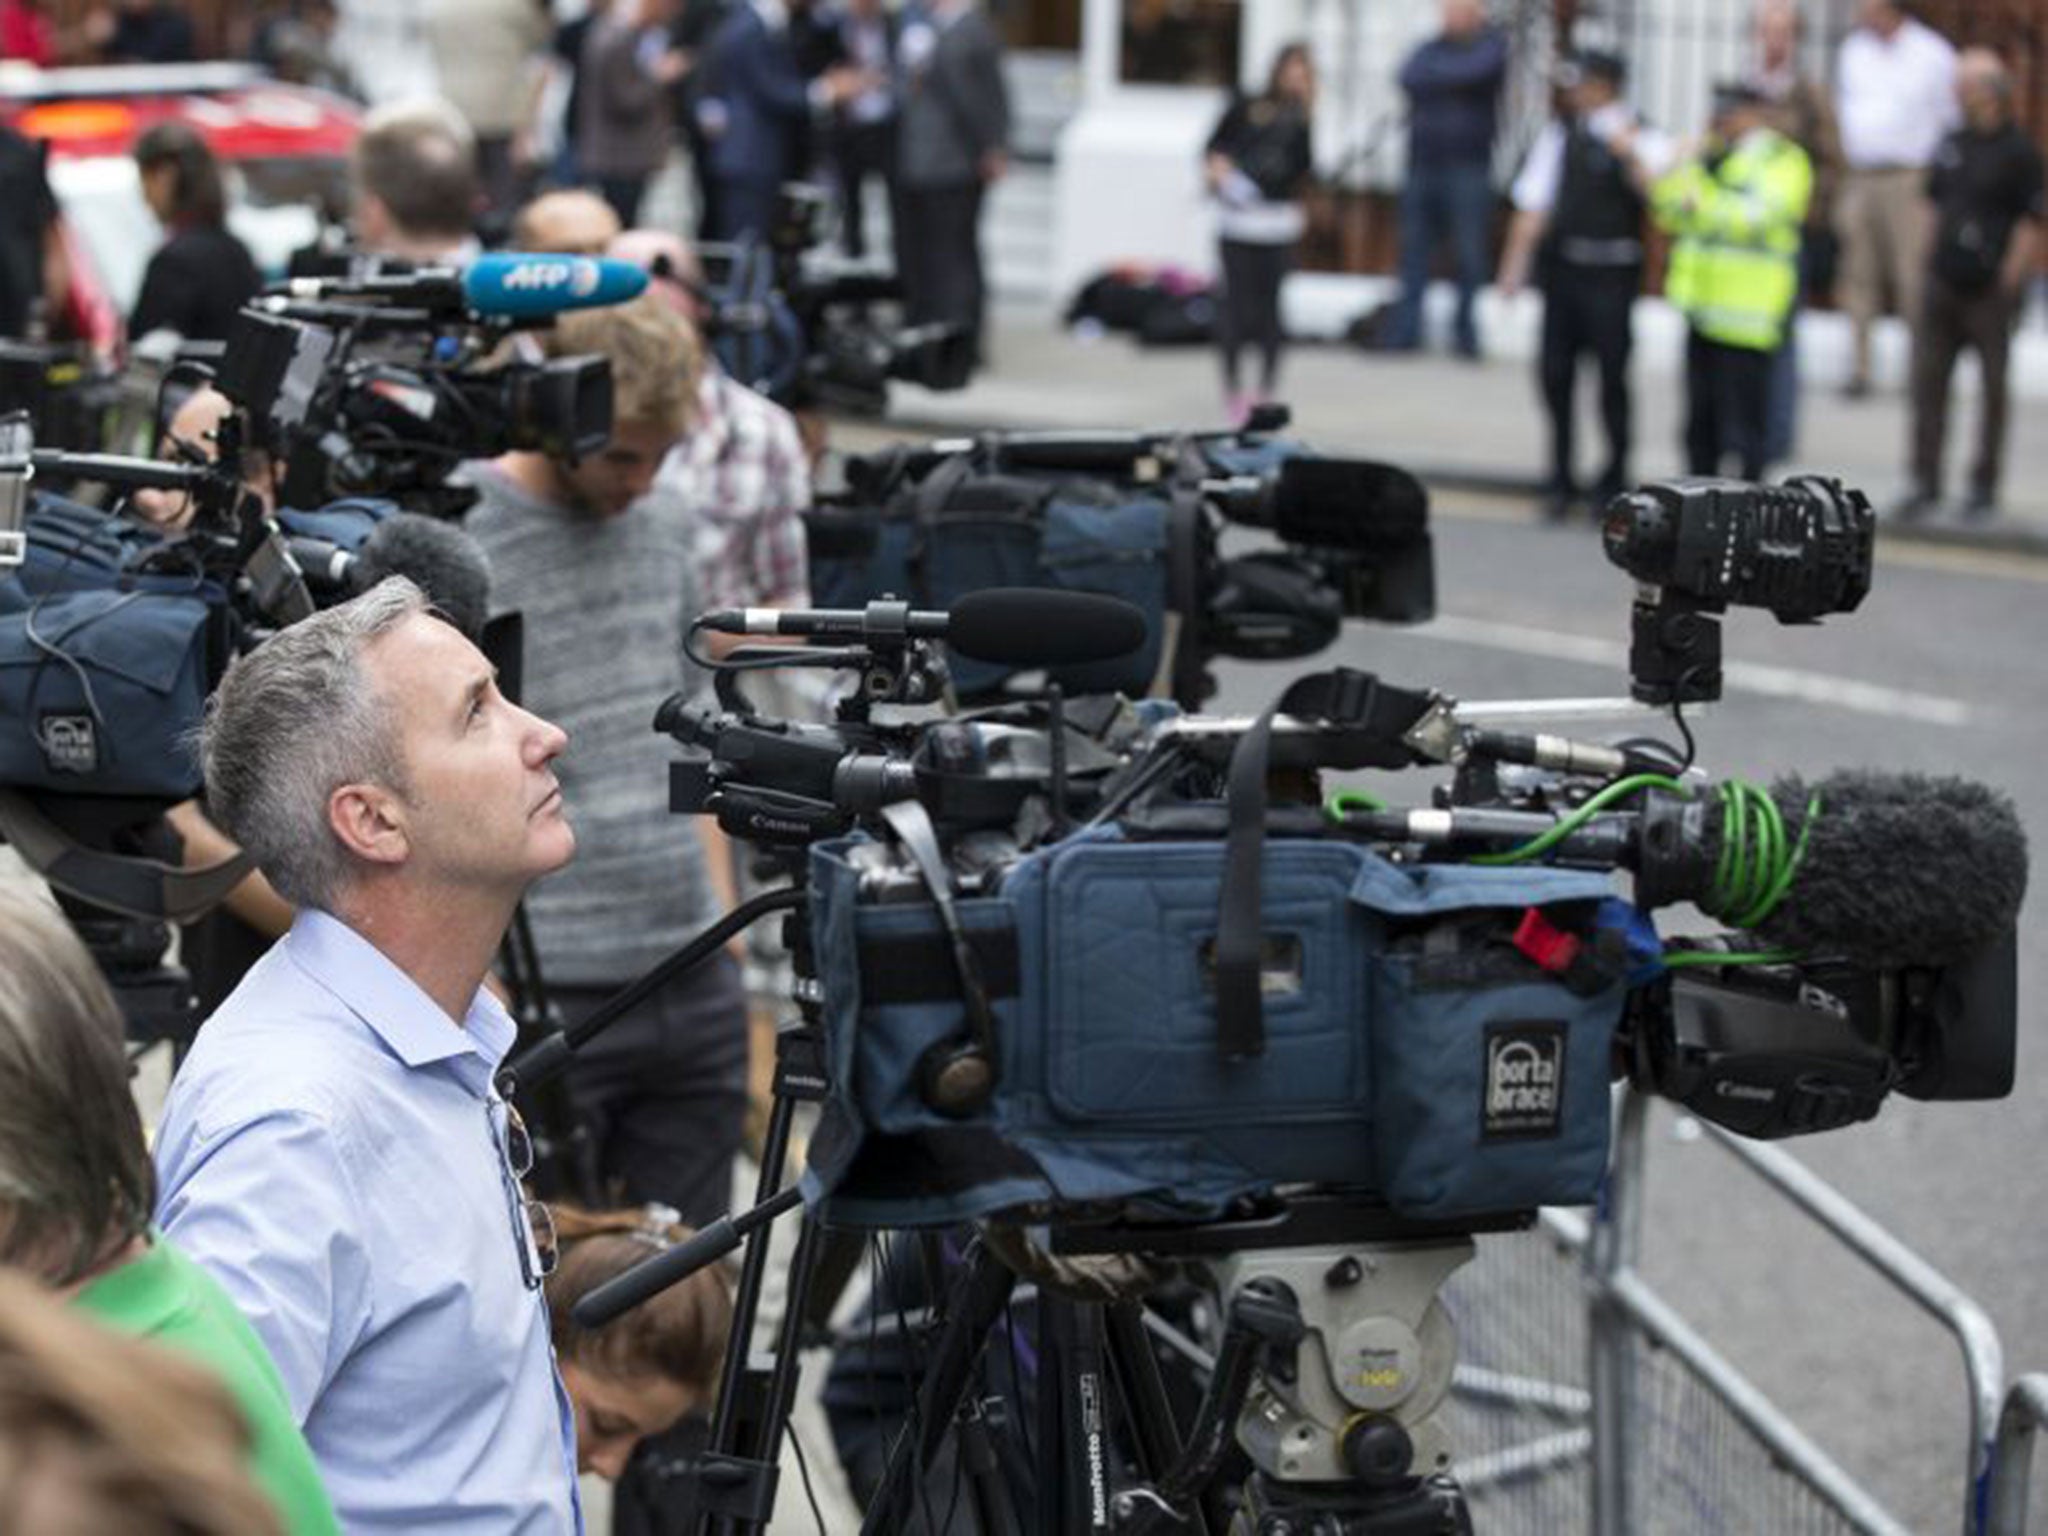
left=698, top=184, right=975, bottom=415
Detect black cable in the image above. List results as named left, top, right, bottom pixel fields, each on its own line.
left=785, top=1414, right=830, bottom=1536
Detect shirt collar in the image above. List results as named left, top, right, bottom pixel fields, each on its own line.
left=283, top=909, right=518, bottom=1088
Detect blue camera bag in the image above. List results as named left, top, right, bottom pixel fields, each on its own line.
left=801, top=828, right=1626, bottom=1229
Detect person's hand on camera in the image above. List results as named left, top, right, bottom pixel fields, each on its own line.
left=980, top=147, right=1009, bottom=183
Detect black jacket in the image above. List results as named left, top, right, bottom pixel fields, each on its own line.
left=130, top=223, right=262, bottom=344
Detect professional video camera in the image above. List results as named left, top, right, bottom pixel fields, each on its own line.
left=499, top=467, right=2020, bottom=1534
left=0, top=260, right=630, bottom=1043
left=697, top=184, right=974, bottom=416
left=802, top=409, right=1436, bottom=707
left=220, top=252, right=645, bottom=516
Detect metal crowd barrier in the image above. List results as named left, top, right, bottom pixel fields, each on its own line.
left=1990, top=1376, right=2048, bottom=1536
left=1442, top=1088, right=2013, bottom=1535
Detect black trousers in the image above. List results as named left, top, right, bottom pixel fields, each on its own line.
left=1217, top=236, right=1293, bottom=394
left=896, top=180, right=988, bottom=353
left=1911, top=273, right=2021, bottom=499
left=1684, top=330, right=1773, bottom=482
left=552, top=950, right=749, bottom=1229
left=1537, top=263, right=1638, bottom=496
left=835, top=117, right=896, bottom=261
left=554, top=953, right=747, bottom=1536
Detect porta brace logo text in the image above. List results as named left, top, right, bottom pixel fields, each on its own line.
left=1483, top=1024, right=1565, bottom=1139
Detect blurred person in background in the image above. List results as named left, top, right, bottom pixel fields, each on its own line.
left=0, top=120, right=68, bottom=338
left=610, top=226, right=812, bottom=625
left=698, top=0, right=864, bottom=241
left=577, top=0, right=689, bottom=227
left=1834, top=0, right=1956, bottom=399
left=0, top=1271, right=286, bottom=1536
left=1386, top=0, right=1506, bottom=359
left=1202, top=40, right=1313, bottom=422
left=426, top=0, right=553, bottom=215
left=513, top=186, right=625, bottom=254
left=1901, top=48, right=2042, bottom=521
left=95, top=0, right=195, bottom=63
left=0, top=887, right=339, bottom=1534
left=130, top=123, right=263, bottom=345
left=830, top=0, right=897, bottom=261
left=1497, top=48, right=1670, bottom=520
left=1654, top=82, right=1812, bottom=482
left=1749, top=0, right=1840, bottom=466
left=895, top=0, right=1009, bottom=366
left=154, top=580, right=584, bottom=1533
left=351, top=97, right=484, bottom=264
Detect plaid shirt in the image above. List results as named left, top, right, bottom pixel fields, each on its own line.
left=657, top=369, right=812, bottom=611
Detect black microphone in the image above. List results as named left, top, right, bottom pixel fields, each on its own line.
left=1356, top=771, right=2027, bottom=970
left=697, top=588, right=1148, bottom=669
left=286, top=513, right=493, bottom=639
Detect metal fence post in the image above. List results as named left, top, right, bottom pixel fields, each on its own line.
left=1985, top=1374, right=2048, bottom=1535
left=1589, top=1087, right=1649, bottom=1536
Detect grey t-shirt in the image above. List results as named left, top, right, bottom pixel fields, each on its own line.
left=463, top=465, right=718, bottom=986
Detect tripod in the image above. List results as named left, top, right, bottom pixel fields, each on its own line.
left=525, top=873, right=1506, bottom=1535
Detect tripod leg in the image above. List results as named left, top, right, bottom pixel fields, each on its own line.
left=1039, top=1295, right=1114, bottom=1533
left=858, top=1241, right=1019, bottom=1535
left=1104, top=1303, right=1220, bottom=1536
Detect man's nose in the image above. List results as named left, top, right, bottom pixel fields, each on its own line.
left=523, top=708, right=569, bottom=764
left=591, top=1439, right=634, bottom=1481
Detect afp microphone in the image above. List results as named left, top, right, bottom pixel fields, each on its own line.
left=278, top=254, right=649, bottom=320
left=697, top=588, right=1149, bottom=669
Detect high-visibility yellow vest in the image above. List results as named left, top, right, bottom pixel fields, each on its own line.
left=1654, top=129, right=1814, bottom=352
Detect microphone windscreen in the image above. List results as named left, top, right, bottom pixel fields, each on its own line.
left=354, top=514, right=494, bottom=639
left=946, top=587, right=1148, bottom=669
left=1743, top=771, right=2028, bottom=968
left=461, top=254, right=650, bottom=319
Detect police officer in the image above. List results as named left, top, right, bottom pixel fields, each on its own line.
left=1498, top=50, right=1672, bottom=520
left=1654, top=82, right=1812, bottom=482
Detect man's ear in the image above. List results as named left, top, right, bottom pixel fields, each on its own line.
left=329, top=782, right=410, bottom=869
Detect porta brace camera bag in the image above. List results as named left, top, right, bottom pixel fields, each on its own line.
left=801, top=678, right=1629, bottom=1230
left=0, top=496, right=395, bottom=799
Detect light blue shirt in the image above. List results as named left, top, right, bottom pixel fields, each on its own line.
left=155, top=910, right=583, bottom=1535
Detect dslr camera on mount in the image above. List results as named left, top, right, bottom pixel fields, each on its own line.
left=804, top=408, right=1436, bottom=707
left=697, top=184, right=975, bottom=416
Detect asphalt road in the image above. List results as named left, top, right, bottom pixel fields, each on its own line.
left=1193, top=492, right=2048, bottom=1534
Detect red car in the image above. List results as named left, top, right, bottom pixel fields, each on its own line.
left=0, top=61, right=360, bottom=354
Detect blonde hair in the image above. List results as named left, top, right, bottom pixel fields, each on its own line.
left=0, top=1271, right=283, bottom=1535
left=536, top=293, right=700, bottom=437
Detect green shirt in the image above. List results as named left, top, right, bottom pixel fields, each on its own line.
left=73, top=1237, right=342, bottom=1536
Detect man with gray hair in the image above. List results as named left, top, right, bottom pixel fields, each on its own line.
left=152, top=578, right=587, bottom=1533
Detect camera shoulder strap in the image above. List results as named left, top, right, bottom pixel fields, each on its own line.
left=1215, top=668, right=1434, bottom=1060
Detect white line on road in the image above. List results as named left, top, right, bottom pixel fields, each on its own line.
left=1419, top=614, right=1974, bottom=726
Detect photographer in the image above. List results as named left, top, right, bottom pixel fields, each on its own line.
left=154, top=581, right=585, bottom=1532
left=462, top=294, right=751, bottom=1236
left=0, top=886, right=338, bottom=1534
left=610, top=227, right=812, bottom=621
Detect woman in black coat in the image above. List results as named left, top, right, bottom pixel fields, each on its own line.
left=1204, top=42, right=1316, bottom=421
left=130, top=122, right=261, bottom=344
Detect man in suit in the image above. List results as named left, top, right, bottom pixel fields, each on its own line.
left=698, top=0, right=863, bottom=241
left=893, top=0, right=1009, bottom=363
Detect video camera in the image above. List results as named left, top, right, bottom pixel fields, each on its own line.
left=0, top=253, right=642, bottom=1043
left=804, top=409, right=1435, bottom=708
left=697, top=184, right=975, bottom=416
left=226, top=253, right=637, bottom=517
